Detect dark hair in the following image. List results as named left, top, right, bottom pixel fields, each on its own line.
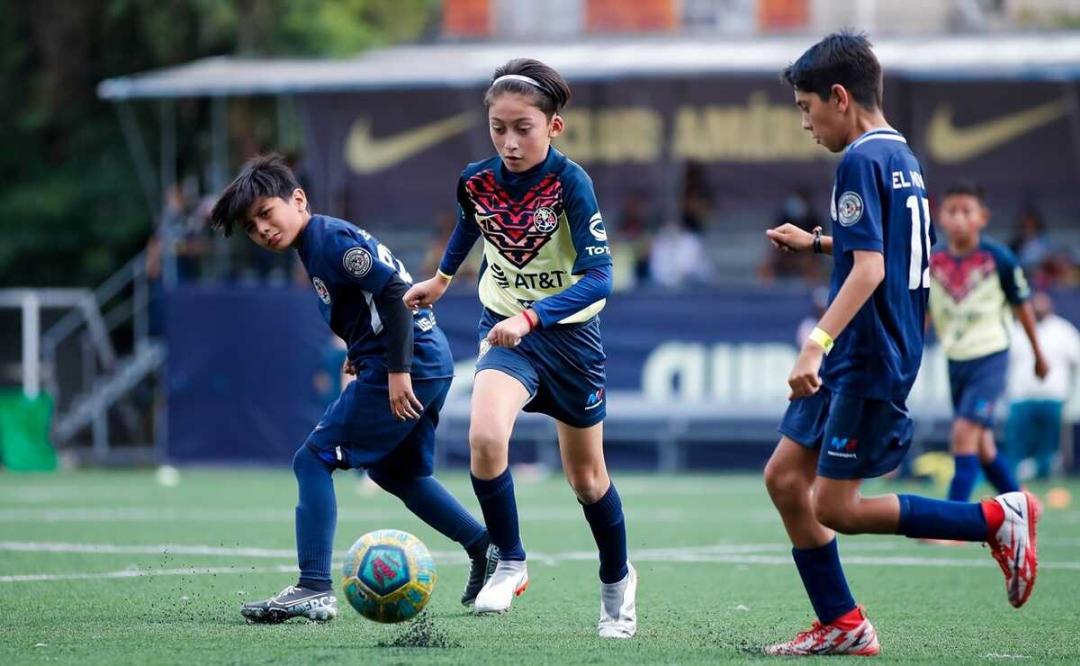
left=209, top=153, right=305, bottom=236
left=781, top=30, right=882, bottom=109
left=484, top=58, right=572, bottom=119
left=943, top=180, right=987, bottom=204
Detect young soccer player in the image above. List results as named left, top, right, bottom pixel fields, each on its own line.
left=403, top=58, right=636, bottom=638
left=929, top=182, right=1049, bottom=502
left=209, top=154, right=496, bottom=623
left=762, top=32, right=1040, bottom=656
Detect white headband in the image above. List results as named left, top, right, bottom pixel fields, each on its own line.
left=491, top=74, right=547, bottom=92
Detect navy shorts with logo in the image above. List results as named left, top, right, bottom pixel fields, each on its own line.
left=948, top=349, right=1008, bottom=428
left=475, top=308, right=606, bottom=428
left=304, top=376, right=452, bottom=475
left=778, top=386, right=914, bottom=480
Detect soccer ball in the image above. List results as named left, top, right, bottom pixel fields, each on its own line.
left=341, top=529, right=437, bottom=623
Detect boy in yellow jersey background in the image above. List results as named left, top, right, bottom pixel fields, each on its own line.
left=928, top=181, right=1049, bottom=503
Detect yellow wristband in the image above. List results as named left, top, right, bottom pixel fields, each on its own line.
left=809, top=326, right=834, bottom=354
left=436, top=270, right=454, bottom=283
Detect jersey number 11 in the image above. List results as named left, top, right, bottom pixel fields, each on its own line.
left=906, top=195, right=932, bottom=290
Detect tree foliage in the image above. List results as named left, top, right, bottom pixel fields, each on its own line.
left=0, top=0, right=437, bottom=286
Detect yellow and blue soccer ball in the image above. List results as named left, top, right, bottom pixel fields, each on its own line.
left=341, top=529, right=437, bottom=623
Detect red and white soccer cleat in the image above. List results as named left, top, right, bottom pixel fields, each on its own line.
left=764, top=608, right=880, bottom=656
left=986, top=490, right=1040, bottom=608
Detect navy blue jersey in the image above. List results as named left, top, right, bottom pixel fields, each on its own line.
left=823, top=128, right=935, bottom=401
left=295, top=215, right=453, bottom=383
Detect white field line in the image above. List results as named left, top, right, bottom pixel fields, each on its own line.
left=0, top=507, right=686, bottom=523
left=3, top=541, right=1080, bottom=583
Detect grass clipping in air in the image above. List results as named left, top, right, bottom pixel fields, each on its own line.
left=377, top=613, right=461, bottom=649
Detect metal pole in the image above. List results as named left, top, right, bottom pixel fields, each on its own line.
left=114, top=102, right=159, bottom=217
left=21, top=292, right=40, bottom=399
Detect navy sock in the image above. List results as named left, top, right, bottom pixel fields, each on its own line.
left=471, top=469, right=526, bottom=560
left=368, top=469, right=487, bottom=551
left=897, top=494, right=989, bottom=541
left=982, top=454, right=1020, bottom=494
left=791, top=538, right=856, bottom=625
left=947, top=454, right=980, bottom=502
left=293, top=445, right=337, bottom=587
left=581, top=484, right=629, bottom=584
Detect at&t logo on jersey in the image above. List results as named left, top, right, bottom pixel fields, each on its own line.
left=312, top=277, right=331, bottom=305
left=532, top=206, right=558, bottom=233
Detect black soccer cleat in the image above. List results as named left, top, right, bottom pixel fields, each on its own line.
left=461, top=542, right=499, bottom=606
left=241, top=584, right=338, bottom=624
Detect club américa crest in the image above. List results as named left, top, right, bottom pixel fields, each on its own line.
left=312, top=277, right=331, bottom=304
left=532, top=206, right=558, bottom=233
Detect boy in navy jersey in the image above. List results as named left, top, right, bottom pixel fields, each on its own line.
left=209, top=154, right=495, bottom=623
left=762, top=33, right=1040, bottom=656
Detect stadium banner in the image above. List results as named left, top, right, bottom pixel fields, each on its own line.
left=164, top=286, right=1080, bottom=464
left=298, top=76, right=1075, bottom=226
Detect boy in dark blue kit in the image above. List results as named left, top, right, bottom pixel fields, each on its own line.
left=209, top=154, right=494, bottom=623
left=762, top=33, right=1040, bottom=656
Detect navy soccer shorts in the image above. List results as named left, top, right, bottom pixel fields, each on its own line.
left=475, top=308, right=606, bottom=428
left=948, top=349, right=1008, bottom=428
left=778, top=386, right=914, bottom=480
left=304, top=376, right=452, bottom=475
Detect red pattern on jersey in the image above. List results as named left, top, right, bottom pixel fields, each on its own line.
left=930, top=250, right=996, bottom=302
left=464, top=169, right=564, bottom=269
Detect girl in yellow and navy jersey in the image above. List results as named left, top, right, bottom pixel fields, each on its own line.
left=404, top=58, right=635, bottom=638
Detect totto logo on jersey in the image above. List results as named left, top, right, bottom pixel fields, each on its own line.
left=588, top=213, right=607, bottom=241
left=584, top=388, right=605, bottom=411
left=532, top=206, right=558, bottom=233
left=837, top=192, right=864, bottom=227
left=312, top=277, right=331, bottom=305
left=477, top=339, right=492, bottom=360
left=827, top=436, right=858, bottom=459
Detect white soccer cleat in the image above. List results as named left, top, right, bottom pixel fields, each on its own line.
left=598, top=562, right=637, bottom=638
left=474, top=559, right=529, bottom=614
left=987, top=490, right=1040, bottom=608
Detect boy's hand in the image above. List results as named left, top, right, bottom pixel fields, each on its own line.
left=788, top=342, right=825, bottom=399
left=487, top=313, right=532, bottom=348
left=1034, top=353, right=1050, bottom=380
left=766, top=223, right=814, bottom=253
left=403, top=275, right=450, bottom=310
left=388, top=372, right=424, bottom=421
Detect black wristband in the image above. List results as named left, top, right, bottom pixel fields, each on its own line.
left=812, top=227, right=823, bottom=254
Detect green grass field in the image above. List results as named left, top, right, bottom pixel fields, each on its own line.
left=2, top=469, right=1078, bottom=664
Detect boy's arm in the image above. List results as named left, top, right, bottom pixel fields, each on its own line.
left=374, top=274, right=425, bottom=420
left=765, top=224, right=833, bottom=256
left=788, top=250, right=884, bottom=399
left=1011, top=302, right=1050, bottom=379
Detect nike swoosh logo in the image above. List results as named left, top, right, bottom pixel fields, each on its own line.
left=345, top=111, right=477, bottom=174
left=928, top=100, right=1066, bottom=164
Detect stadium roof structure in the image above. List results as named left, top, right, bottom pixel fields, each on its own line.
left=99, top=33, right=1080, bottom=100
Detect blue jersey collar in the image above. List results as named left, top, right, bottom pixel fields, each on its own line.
left=848, top=127, right=906, bottom=151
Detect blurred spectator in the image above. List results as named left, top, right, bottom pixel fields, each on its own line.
left=1009, top=204, right=1052, bottom=273
left=422, top=210, right=480, bottom=280
left=679, top=160, right=713, bottom=233
left=1004, top=291, right=1080, bottom=479
left=609, top=189, right=655, bottom=291
left=648, top=218, right=713, bottom=288
left=759, top=187, right=824, bottom=284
